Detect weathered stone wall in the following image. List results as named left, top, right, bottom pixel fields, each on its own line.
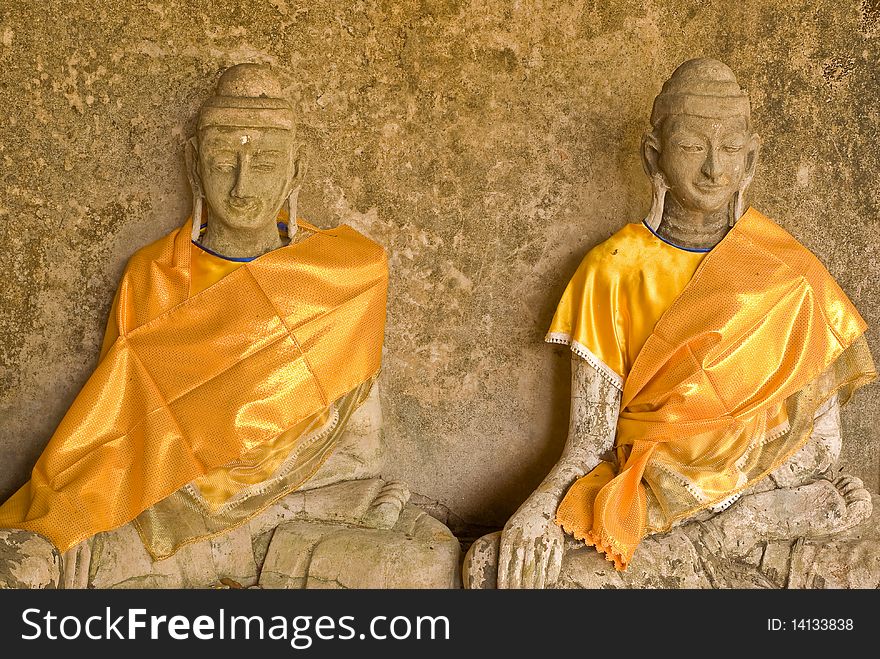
left=1, top=0, right=878, bottom=529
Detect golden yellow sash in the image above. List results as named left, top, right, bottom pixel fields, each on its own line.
left=0, top=218, right=387, bottom=553
left=555, top=208, right=875, bottom=570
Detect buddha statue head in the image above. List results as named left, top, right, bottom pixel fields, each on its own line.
left=187, top=63, right=306, bottom=256
left=641, top=58, right=761, bottom=231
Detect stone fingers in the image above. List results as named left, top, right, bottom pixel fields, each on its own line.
left=850, top=489, right=872, bottom=504
left=497, top=529, right=516, bottom=589
left=534, top=537, right=564, bottom=589
left=61, top=546, right=75, bottom=589
left=834, top=475, right=873, bottom=530
left=377, top=480, right=411, bottom=504
left=834, top=475, right=865, bottom=497
left=524, top=537, right=561, bottom=589
left=533, top=542, right=548, bottom=589
left=499, top=526, right=563, bottom=589
left=546, top=542, right=563, bottom=586
left=520, top=540, right=540, bottom=589
left=75, top=543, right=90, bottom=589
left=510, top=542, right=526, bottom=589
left=62, top=541, right=90, bottom=589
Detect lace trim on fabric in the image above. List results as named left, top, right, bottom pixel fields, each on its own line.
left=707, top=471, right=749, bottom=513
left=731, top=416, right=793, bottom=474
left=182, top=404, right=341, bottom=516
left=545, top=332, right=624, bottom=390
left=555, top=516, right=628, bottom=571
left=651, top=411, right=794, bottom=514
left=652, top=460, right=710, bottom=503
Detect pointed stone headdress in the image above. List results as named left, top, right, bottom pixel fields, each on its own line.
left=198, top=63, right=295, bottom=131
left=644, top=58, right=755, bottom=230
left=650, top=58, right=751, bottom=127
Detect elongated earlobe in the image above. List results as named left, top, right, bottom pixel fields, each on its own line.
left=286, top=144, right=308, bottom=237
left=191, top=197, right=203, bottom=240
left=287, top=189, right=299, bottom=238
left=641, top=131, right=667, bottom=231
left=729, top=191, right=742, bottom=226
left=646, top=178, right=668, bottom=231
left=185, top=137, right=204, bottom=240
left=730, top=135, right=761, bottom=226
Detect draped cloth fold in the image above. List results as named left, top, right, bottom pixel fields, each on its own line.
left=553, top=208, right=876, bottom=570
left=0, top=218, right=388, bottom=555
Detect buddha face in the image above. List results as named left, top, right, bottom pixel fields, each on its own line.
left=655, top=114, right=758, bottom=214
left=196, top=126, right=296, bottom=232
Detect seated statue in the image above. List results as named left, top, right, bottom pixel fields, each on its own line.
left=0, top=64, right=460, bottom=589
left=465, top=58, right=878, bottom=589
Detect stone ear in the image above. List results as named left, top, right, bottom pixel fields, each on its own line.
left=730, top=133, right=761, bottom=225
left=290, top=142, right=308, bottom=193
left=185, top=137, right=204, bottom=240
left=286, top=143, right=308, bottom=228
left=641, top=132, right=668, bottom=231
left=641, top=131, right=662, bottom=179
left=744, top=133, right=761, bottom=183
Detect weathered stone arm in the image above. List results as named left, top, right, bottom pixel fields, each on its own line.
left=537, top=357, right=621, bottom=498
left=496, top=357, right=621, bottom=588
left=769, top=393, right=841, bottom=489
left=298, top=380, right=388, bottom=492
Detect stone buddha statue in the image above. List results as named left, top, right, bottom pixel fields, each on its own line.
left=465, top=58, right=878, bottom=589
left=0, top=64, right=460, bottom=589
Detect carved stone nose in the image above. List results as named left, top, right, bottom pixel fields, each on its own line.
left=701, top=151, right=724, bottom=181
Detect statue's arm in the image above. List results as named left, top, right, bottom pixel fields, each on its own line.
left=497, top=356, right=621, bottom=588
left=533, top=357, right=621, bottom=499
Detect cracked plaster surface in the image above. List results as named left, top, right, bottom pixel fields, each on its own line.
left=0, top=1, right=878, bottom=528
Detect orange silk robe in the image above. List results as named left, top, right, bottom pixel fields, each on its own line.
left=548, top=208, right=876, bottom=570
left=0, top=218, right=387, bottom=555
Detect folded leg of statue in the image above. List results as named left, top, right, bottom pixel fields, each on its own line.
left=259, top=495, right=462, bottom=589
left=64, top=477, right=459, bottom=589
left=465, top=486, right=879, bottom=589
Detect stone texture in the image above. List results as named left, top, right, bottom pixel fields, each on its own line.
left=1, top=1, right=878, bottom=532
left=260, top=508, right=462, bottom=589
left=465, top=492, right=880, bottom=589
left=0, top=529, right=60, bottom=589
left=80, top=478, right=460, bottom=588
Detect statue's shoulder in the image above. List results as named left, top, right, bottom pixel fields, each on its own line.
left=572, top=222, right=651, bottom=282
left=299, top=221, right=387, bottom=269
left=114, top=223, right=191, bottom=304
left=735, top=208, right=816, bottom=259
left=123, top=224, right=188, bottom=273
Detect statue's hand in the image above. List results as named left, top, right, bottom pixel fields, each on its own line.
left=62, top=540, right=91, bottom=589
left=497, top=491, right=564, bottom=589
